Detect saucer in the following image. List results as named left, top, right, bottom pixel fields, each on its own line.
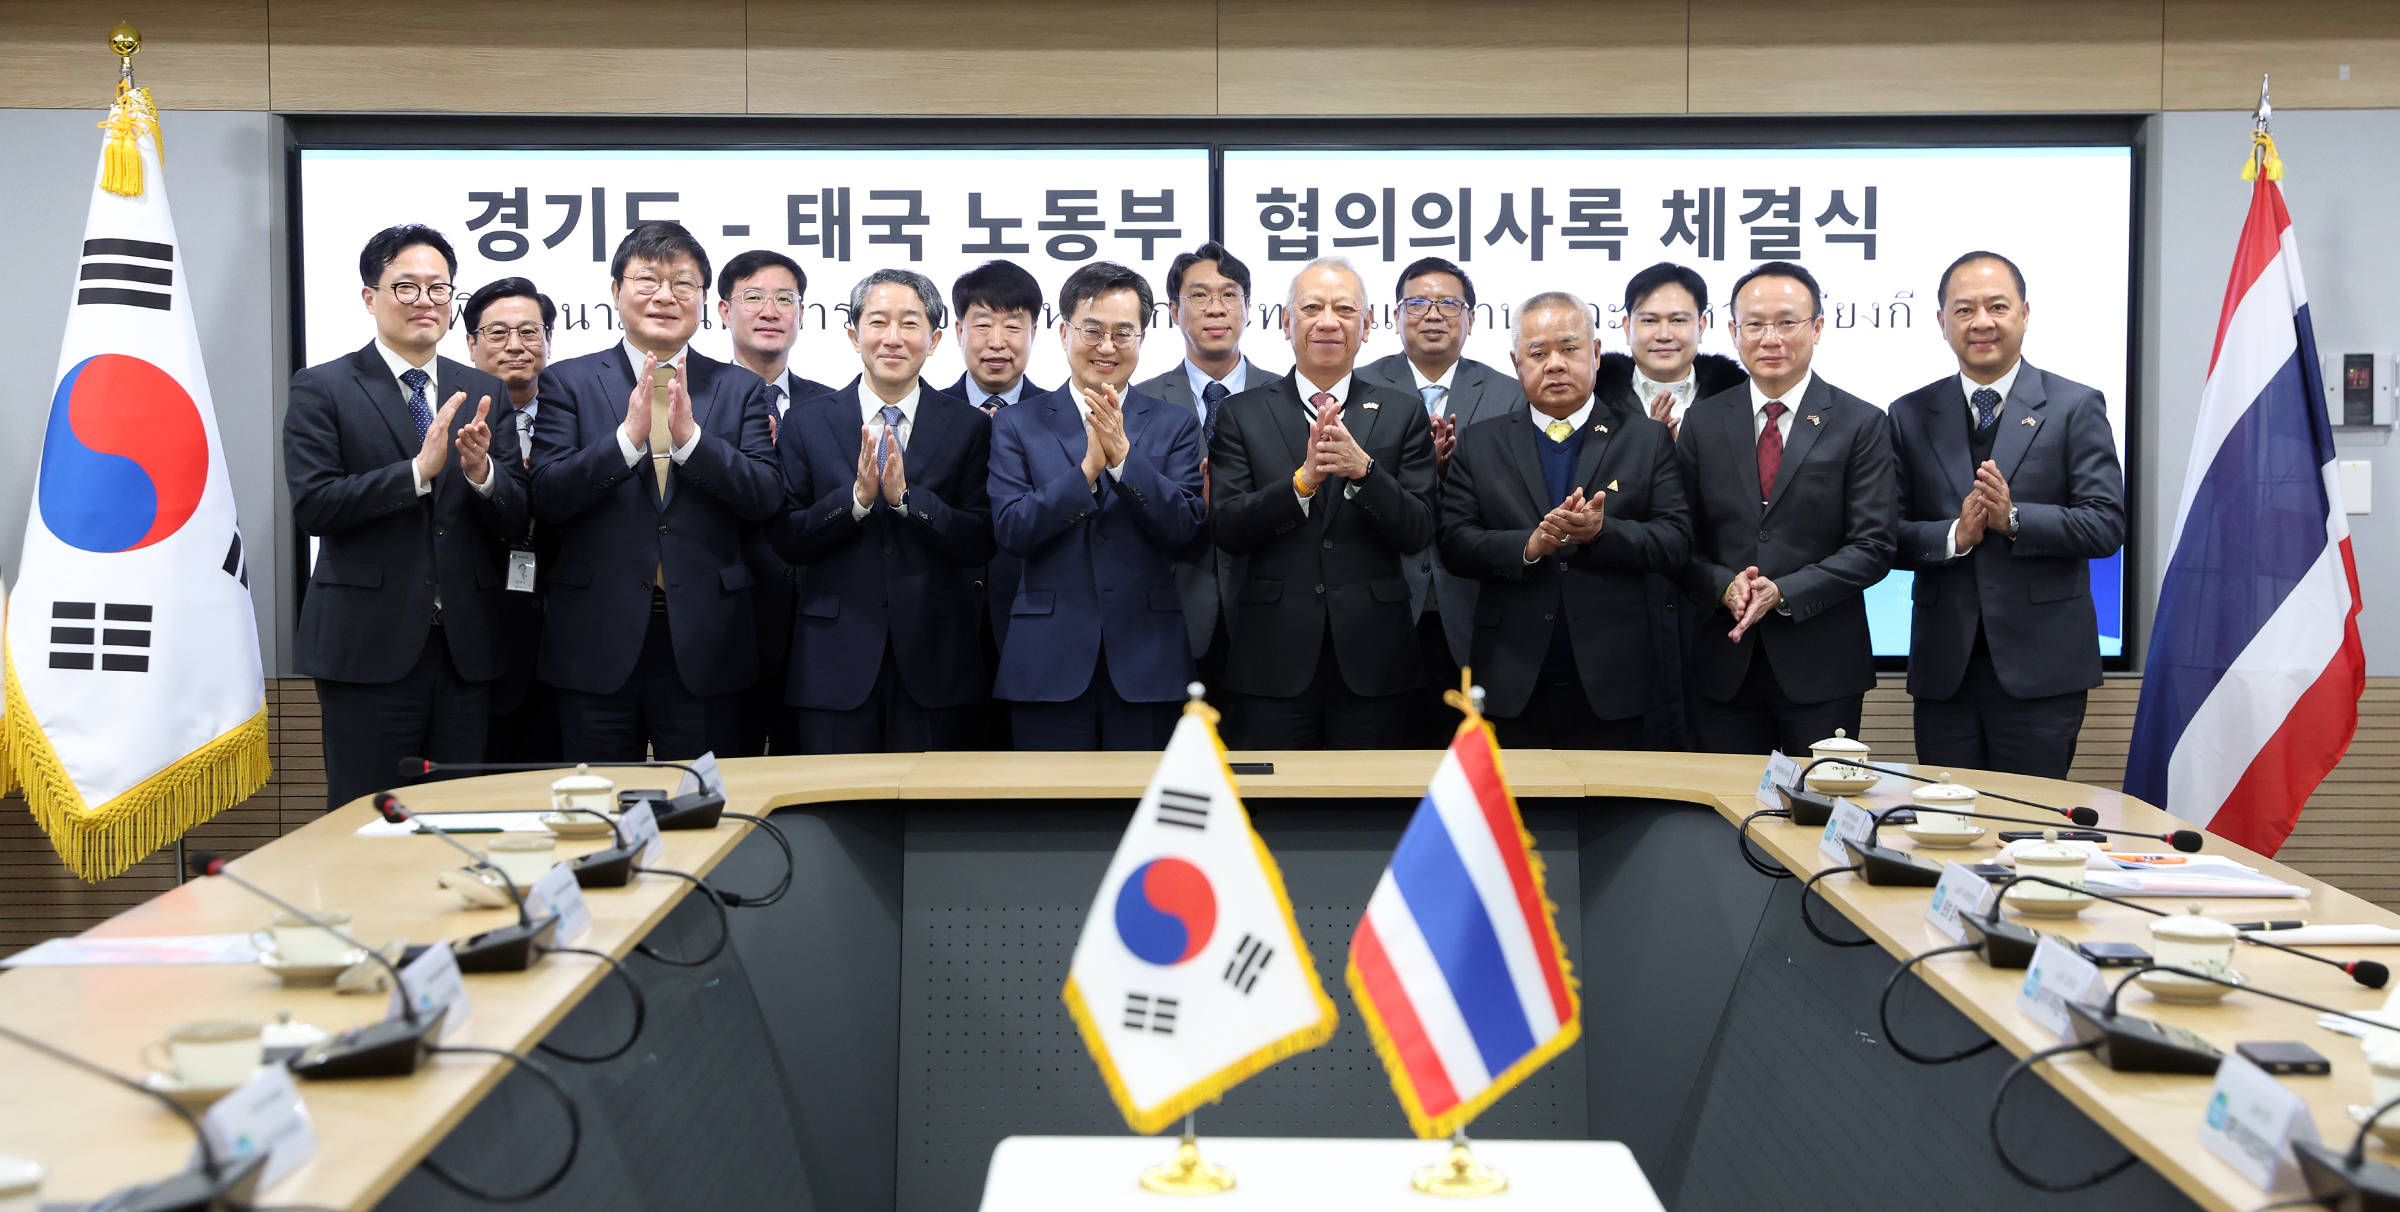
left=2136, top=966, right=2243, bottom=1005
left=1806, top=775, right=1879, bottom=797
left=438, top=866, right=516, bottom=909
left=2002, top=884, right=2095, bottom=918
left=1904, top=823, right=1989, bottom=849
left=258, top=947, right=370, bottom=986
left=143, top=1068, right=259, bottom=1110
left=333, top=942, right=405, bottom=996
left=2350, top=1104, right=2400, bottom=1148
left=543, top=811, right=618, bottom=840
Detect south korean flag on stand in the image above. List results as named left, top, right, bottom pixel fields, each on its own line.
left=1062, top=689, right=1338, bottom=1134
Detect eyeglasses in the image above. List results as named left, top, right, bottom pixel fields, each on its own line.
left=472, top=323, right=547, bottom=345
left=1735, top=317, right=1817, bottom=339
left=1400, top=297, right=1467, bottom=317
left=735, top=289, right=799, bottom=310
left=627, top=274, right=702, bottom=302
left=379, top=282, right=455, bottom=306
left=1072, top=324, right=1145, bottom=348
left=1181, top=289, right=1244, bottom=309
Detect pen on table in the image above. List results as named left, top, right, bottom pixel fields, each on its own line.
left=2232, top=920, right=2308, bottom=932
left=420, top=825, right=502, bottom=834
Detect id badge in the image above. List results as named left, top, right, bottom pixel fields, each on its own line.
left=506, top=549, right=537, bottom=593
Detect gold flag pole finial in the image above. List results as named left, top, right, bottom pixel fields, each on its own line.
left=2242, top=73, right=2283, bottom=183
left=99, top=22, right=160, bottom=197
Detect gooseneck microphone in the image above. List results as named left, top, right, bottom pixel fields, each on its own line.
left=1870, top=802, right=2205, bottom=853
left=373, top=793, right=559, bottom=973
left=2295, top=1087, right=2400, bottom=1208
left=1829, top=805, right=2206, bottom=891
left=0, top=1019, right=266, bottom=1212
left=2240, top=932, right=2390, bottom=989
left=1794, top=756, right=2103, bottom=826
left=186, top=850, right=441, bottom=1079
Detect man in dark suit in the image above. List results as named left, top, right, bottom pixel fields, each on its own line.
left=771, top=269, right=996, bottom=753
left=1676, top=261, right=1897, bottom=757
left=529, top=222, right=783, bottom=762
left=1892, top=251, right=2124, bottom=778
left=1357, top=257, right=1525, bottom=744
left=1210, top=257, right=1438, bottom=749
left=460, top=275, right=560, bottom=766
left=1439, top=292, right=1690, bottom=750
left=715, top=249, right=833, bottom=757
left=1597, top=263, right=1749, bottom=751
left=989, top=262, right=1207, bottom=750
left=1136, top=243, right=1273, bottom=698
left=286, top=225, right=526, bottom=808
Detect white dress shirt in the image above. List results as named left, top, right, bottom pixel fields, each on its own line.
left=1408, top=357, right=1460, bottom=417
left=1184, top=356, right=1248, bottom=415
left=1633, top=365, right=1699, bottom=426
left=851, top=378, right=925, bottom=519
left=614, top=339, right=705, bottom=467
left=376, top=341, right=495, bottom=498
left=1746, top=371, right=1811, bottom=445
left=970, top=376, right=1031, bottom=412
left=1943, top=357, right=2027, bottom=558
left=1295, top=372, right=1358, bottom=514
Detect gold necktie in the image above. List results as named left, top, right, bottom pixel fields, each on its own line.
left=1545, top=420, right=1573, bottom=442
left=650, top=363, right=674, bottom=589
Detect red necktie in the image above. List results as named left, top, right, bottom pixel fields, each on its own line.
left=1756, top=400, right=1788, bottom=503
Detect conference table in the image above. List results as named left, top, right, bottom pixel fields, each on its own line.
left=0, top=750, right=2387, bottom=1212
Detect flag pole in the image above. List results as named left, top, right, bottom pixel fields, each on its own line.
left=1412, top=1128, right=1508, bottom=1197
left=1138, top=1110, right=1234, bottom=1195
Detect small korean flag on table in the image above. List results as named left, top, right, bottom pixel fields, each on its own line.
left=1349, top=677, right=1580, bottom=1139
left=1063, top=691, right=1337, bottom=1134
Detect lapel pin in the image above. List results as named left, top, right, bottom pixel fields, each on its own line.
left=2020, top=416, right=2039, bottom=427
left=1807, top=414, right=1821, bottom=426
left=1363, top=400, right=1380, bottom=411
left=1595, top=423, right=1609, bottom=433
left=1606, top=479, right=1620, bottom=491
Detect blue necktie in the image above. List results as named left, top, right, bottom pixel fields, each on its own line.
left=1200, top=381, right=1228, bottom=442
left=402, top=368, right=433, bottom=442
left=1972, top=386, right=2001, bottom=431
left=876, top=404, right=903, bottom=467
left=1420, top=384, right=1447, bottom=417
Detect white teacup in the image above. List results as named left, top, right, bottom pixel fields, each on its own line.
left=0, top=1154, right=43, bottom=1212
left=269, top=909, right=353, bottom=967
left=1914, top=809, right=1972, bottom=833
left=142, top=1019, right=261, bottom=1089
left=484, top=835, right=557, bottom=888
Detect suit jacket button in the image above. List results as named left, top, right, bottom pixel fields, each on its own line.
left=883, top=544, right=895, bottom=554
left=1420, top=561, right=1430, bottom=571
left=1095, top=535, right=1108, bottom=545
left=658, top=524, right=669, bottom=534
left=434, top=527, right=445, bottom=537
left=1758, top=529, right=1772, bottom=542
left=1314, top=584, right=1325, bottom=594
left=1323, top=540, right=1334, bottom=549
left=1544, top=612, right=1555, bottom=621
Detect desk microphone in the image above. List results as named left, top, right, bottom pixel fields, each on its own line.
left=1795, top=757, right=2103, bottom=826
left=0, top=1019, right=267, bottom=1212
left=186, top=851, right=442, bottom=1079
left=372, top=793, right=558, bottom=973
left=399, top=757, right=726, bottom=831
left=2296, top=1087, right=2400, bottom=1210
left=1838, top=806, right=2203, bottom=889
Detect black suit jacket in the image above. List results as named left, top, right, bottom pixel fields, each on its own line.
left=286, top=342, right=528, bottom=685
left=745, top=369, right=838, bottom=676
left=528, top=345, right=783, bottom=698
left=1209, top=371, right=1438, bottom=698
left=1439, top=398, right=1690, bottom=720
left=1676, top=375, right=1898, bottom=703
left=938, top=372, right=1050, bottom=651
left=770, top=381, right=996, bottom=711
left=1136, top=357, right=1274, bottom=659
left=1890, top=362, right=2124, bottom=700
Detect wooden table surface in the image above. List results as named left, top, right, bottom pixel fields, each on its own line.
left=0, top=751, right=2383, bottom=1211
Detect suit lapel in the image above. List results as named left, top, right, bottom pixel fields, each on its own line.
left=1262, top=374, right=1308, bottom=477
left=1341, top=375, right=1384, bottom=452
left=1572, top=400, right=1618, bottom=491
left=1988, top=363, right=2049, bottom=483
left=350, top=343, right=424, bottom=462
left=1040, top=386, right=1088, bottom=467
left=1928, top=378, right=1975, bottom=502
left=1714, top=396, right=1764, bottom=522
left=1764, top=379, right=1830, bottom=514
left=1505, top=411, right=1550, bottom=513
left=821, top=384, right=866, bottom=472
left=903, top=381, right=958, bottom=482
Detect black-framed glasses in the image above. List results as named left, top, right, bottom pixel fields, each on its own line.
left=473, top=323, right=547, bottom=344
left=1073, top=324, right=1144, bottom=348
left=379, top=282, right=455, bottom=306
left=1401, top=297, right=1467, bottom=317
left=1736, top=317, right=1817, bottom=339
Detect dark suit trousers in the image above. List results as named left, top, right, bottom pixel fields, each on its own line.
left=1491, top=674, right=1647, bottom=752
left=1413, top=608, right=1462, bottom=748
left=554, top=599, right=742, bottom=763
left=796, top=644, right=979, bottom=755
left=316, top=625, right=487, bottom=810
left=485, top=678, right=561, bottom=765
left=1912, top=635, right=2087, bottom=779
left=1011, top=650, right=1181, bottom=752
left=1227, top=630, right=1416, bottom=751
left=1693, top=647, right=1863, bottom=760
left=737, top=664, right=801, bottom=757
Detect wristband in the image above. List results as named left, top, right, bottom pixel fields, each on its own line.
left=1293, top=467, right=1318, bottom=498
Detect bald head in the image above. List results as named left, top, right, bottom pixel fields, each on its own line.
left=1511, top=293, right=1597, bottom=417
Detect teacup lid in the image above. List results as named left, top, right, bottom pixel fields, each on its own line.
left=1809, top=728, right=1869, bottom=756
left=551, top=762, right=614, bottom=794
left=0, top=1154, right=43, bottom=1196
left=2015, top=828, right=2089, bottom=867
left=260, top=1011, right=328, bottom=1050
left=1911, top=775, right=1979, bottom=806
left=2150, top=901, right=2239, bottom=944
left=487, top=834, right=555, bottom=853
left=2370, top=1039, right=2400, bottom=1076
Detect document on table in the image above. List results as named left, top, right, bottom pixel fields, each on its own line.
left=1992, top=840, right=2308, bottom=898
left=1, top=934, right=263, bottom=967
left=355, top=811, right=556, bottom=837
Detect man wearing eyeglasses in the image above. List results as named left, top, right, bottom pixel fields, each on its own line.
left=770, top=269, right=996, bottom=753
left=461, top=276, right=561, bottom=767
left=529, top=221, right=783, bottom=764
left=1210, top=256, right=1438, bottom=749
left=1357, top=257, right=1525, bottom=744
left=988, top=262, right=1206, bottom=750
left=286, top=225, right=525, bottom=809
left=1676, top=261, right=1896, bottom=759
left=1137, top=243, right=1272, bottom=701
left=715, top=249, right=831, bottom=757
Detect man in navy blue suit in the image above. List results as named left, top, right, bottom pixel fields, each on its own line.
left=528, top=222, right=783, bottom=762
left=988, top=262, right=1207, bottom=750
left=770, top=269, right=997, bottom=753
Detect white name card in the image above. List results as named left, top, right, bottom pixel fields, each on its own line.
left=1927, top=862, right=1999, bottom=943
left=196, top=1064, right=317, bottom=1189
left=1758, top=751, right=1800, bottom=810
left=2199, top=1052, right=2318, bottom=1189
left=2017, top=936, right=2106, bottom=1041
left=526, top=862, right=592, bottom=947
left=394, top=940, right=470, bottom=1038
left=1819, top=800, right=1876, bottom=863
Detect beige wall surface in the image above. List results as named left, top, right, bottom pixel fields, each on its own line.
left=0, top=0, right=2387, bottom=113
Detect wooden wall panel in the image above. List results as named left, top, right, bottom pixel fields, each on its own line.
left=746, top=0, right=1218, bottom=115
left=0, top=1, right=268, bottom=110
left=2164, top=1, right=2400, bottom=110
left=266, top=0, right=748, bottom=113
left=1689, top=0, right=2163, bottom=114
left=1216, top=0, right=1686, bottom=116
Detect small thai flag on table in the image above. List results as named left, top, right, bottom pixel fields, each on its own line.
left=1348, top=677, right=1580, bottom=1139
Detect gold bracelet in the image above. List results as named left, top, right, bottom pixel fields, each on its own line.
left=1293, top=467, right=1318, bottom=498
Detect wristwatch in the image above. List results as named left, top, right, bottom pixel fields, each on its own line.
left=2005, top=505, right=2021, bottom=538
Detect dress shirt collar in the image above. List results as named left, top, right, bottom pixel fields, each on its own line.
left=1633, top=364, right=1698, bottom=421
left=1298, top=372, right=1354, bottom=415
left=621, top=338, right=688, bottom=377
left=1959, top=358, right=2025, bottom=418
left=1530, top=395, right=1596, bottom=437
left=973, top=376, right=1029, bottom=409
left=1408, top=357, right=1460, bottom=395
left=375, top=340, right=436, bottom=391
left=1185, top=356, right=1246, bottom=400
left=1748, top=370, right=1814, bottom=416
left=860, top=378, right=923, bottom=426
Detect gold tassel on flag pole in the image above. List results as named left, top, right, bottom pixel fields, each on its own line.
left=99, top=23, right=159, bottom=198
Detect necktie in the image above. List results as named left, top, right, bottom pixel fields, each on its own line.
left=876, top=404, right=904, bottom=468
left=1420, top=384, right=1447, bottom=417
left=1307, top=391, right=1334, bottom=421
left=982, top=394, right=1004, bottom=416
left=1200, top=381, right=1228, bottom=442
left=401, top=368, right=433, bottom=443
left=1756, top=400, right=1788, bottom=503
left=1546, top=419, right=1573, bottom=442
left=764, top=383, right=785, bottom=445
left=1972, top=386, right=2001, bottom=430
left=648, top=365, right=674, bottom=501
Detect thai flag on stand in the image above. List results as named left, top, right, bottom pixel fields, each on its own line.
left=1348, top=702, right=1579, bottom=1139
left=2125, top=136, right=2364, bottom=857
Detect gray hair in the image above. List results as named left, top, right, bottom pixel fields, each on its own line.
left=847, top=268, right=949, bottom=329
left=1514, top=290, right=1594, bottom=341
left=1285, top=255, right=1366, bottom=310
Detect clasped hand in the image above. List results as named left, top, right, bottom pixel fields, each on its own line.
left=1723, top=566, right=1784, bottom=642
left=1522, top=488, right=1605, bottom=562
left=414, top=391, right=495, bottom=485
left=854, top=423, right=907, bottom=508
left=1079, top=383, right=1132, bottom=484
left=1297, top=400, right=1371, bottom=489
left=1952, top=459, right=2015, bottom=550
left=618, top=353, right=699, bottom=451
